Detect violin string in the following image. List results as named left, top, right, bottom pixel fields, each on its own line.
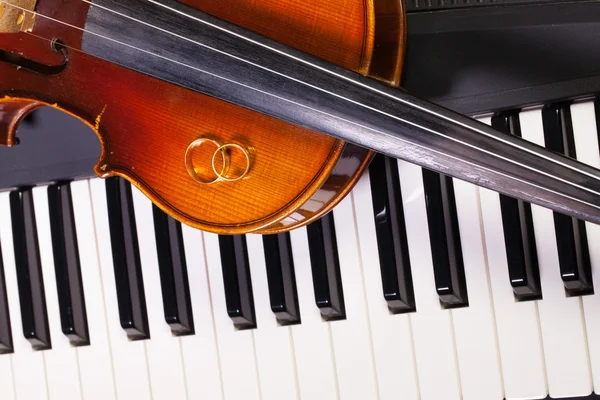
left=2, top=0, right=600, bottom=201
left=88, top=0, right=600, bottom=189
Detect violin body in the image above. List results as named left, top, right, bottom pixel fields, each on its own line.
left=0, top=0, right=405, bottom=234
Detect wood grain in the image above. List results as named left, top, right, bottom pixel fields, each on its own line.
left=0, top=0, right=405, bottom=234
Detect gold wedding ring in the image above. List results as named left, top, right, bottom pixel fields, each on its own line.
left=211, top=143, right=251, bottom=182
left=185, top=138, right=226, bottom=185
left=185, top=137, right=251, bottom=185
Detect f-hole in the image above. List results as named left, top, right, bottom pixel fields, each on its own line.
left=0, top=39, right=68, bottom=75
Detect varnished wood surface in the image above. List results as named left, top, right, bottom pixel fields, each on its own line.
left=0, top=0, right=405, bottom=234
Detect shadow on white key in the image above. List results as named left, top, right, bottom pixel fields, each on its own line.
left=0, top=246, right=14, bottom=400
left=246, top=234, right=299, bottom=399
left=571, top=101, right=600, bottom=392
left=130, top=188, right=188, bottom=400
left=521, top=109, right=592, bottom=398
left=33, top=186, right=83, bottom=399
left=203, top=232, right=261, bottom=400
left=397, top=160, right=462, bottom=400
left=288, top=227, right=339, bottom=400
left=329, top=196, right=379, bottom=399
left=450, top=178, right=504, bottom=400
left=477, top=116, right=547, bottom=400
left=179, top=225, right=224, bottom=399
left=71, top=180, right=116, bottom=400
left=89, top=179, right=152, bottom=399
left=0, top=192, right=48, bottom=400
left=351, top=172, right=420, bottom=400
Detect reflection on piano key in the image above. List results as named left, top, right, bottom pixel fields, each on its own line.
left=352, top=171, right=420, bottom=399
left=70, top=180, right=117, bottom=400
left=306, top=213, right=345, bottom=320
left=33, top=186, right=83, bottom=399
left=0, top=242, right=12, bottom=354
left=89, top=179, right=152, bottom=399
left=521, top=108, right=593, bottom=398
left=398, top=160, right=462, bottom=400
left=131, top=188, right=188, bottom=400
left=218, top=234, right=256, bottom=329
left=491, top=113, right=542, bottom=300
left=542, top=105, right=594, bottom=296
left=48, top=182, right=89, bottom=345
left=105, top=178, right=149, bottom=339
left=288, top=227, right=339, bottom=399
left=0, top=192, right=47, bottom=400
left=10, top=189, right=51, bottom=349
left=262, top=233, right=300, bottom=325
left=368, top=153, right=416, bottom=313
left=179, top=225, right=224, bottom=399
left=478, top=116, right=548, bottom=399
left=204, top=232, right=261, bottom=399
left=246, top=234, right=300, bottom=399
left=422, top=170, right=468, bottom=308
left=152, top=205, right=194, bottom=335
left=571, top=100, right=600, bottom=393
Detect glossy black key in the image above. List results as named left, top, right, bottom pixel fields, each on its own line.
left=306, top=212, right=345, bottom=320
left=542, top=105, right=593, bottom=296
left=422, top=170, right=468, bottom=308
left=369, top=154, right=416, bottom=313
left=219, top=234, right=256, bottom=329
left=10, top=189, right=51, bottom=349
left=0, top=243, right=13, bottom=354
left=262, top=233, right=300, bottom=325
left=105, top=177, right=150, bottom=339
left=48, top=182, right=90, bottom=345
left=492, top=113, right=542, bottom=301
left=152, top=205, right=194, bottom=335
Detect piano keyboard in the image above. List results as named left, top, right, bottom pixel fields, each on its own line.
left=1, top=100, right=600, bottom=400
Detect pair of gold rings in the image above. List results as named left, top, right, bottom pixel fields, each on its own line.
left=185, top=137, right=251, bottom=185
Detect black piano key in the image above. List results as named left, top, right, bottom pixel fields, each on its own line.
left=48, top=182, right=90, bottom=345
left=262, top=233, right=300, bottom=325
left=218, top=234, right=256, bottom=329
left=0, top=243, right=13, bottom=354
left=542, top=105, right=594, bottom=296
left=105, top=178, right=150, bottom=339
left=422, top=170, right=469, bottom=308
left=368, top=154, right=416, bottom=313
left=492, top=113, right=542, bottom=301
left=152, top=205, right=194, bottom=335
left=10, top=189, right=51, bottom=349
left=306, top=213, right=345, bottom=320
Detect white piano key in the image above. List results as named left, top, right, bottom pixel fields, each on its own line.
left=203, top=232, right=261, bottom=400
left=351, top=172, right=420, bottom=400
left=89, top=179, right=152, bottom=399
left=32, top=186, right=83, bottom=400
left=0, top=351, right=14, bottom=400
left=0, top=191, right=48, bottom=400
left=70, top=180, right=116, bottom=400
left=520, top=109, right=593, bottom=398
left=288, top=227, right=339, bottom=399
left=397, top=160, right=462, bottom=400
left=179, top=225, right=224, bottom=399
left=477, top=117, right=548, bottom=399
left=328, top=196, right=379, bottom=399
left=450, top=178, right=504, bottom=400
left=246, top=234, right=299, bottom=399
left=130, top=188, right=188, bottom=400
left=571, top=101, right=600, bottom=392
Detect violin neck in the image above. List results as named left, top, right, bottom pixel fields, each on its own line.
left=82, top=0, right=600, bottom=224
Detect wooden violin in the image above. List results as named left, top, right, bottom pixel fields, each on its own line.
left=2, top=0, right=600, bottom=235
